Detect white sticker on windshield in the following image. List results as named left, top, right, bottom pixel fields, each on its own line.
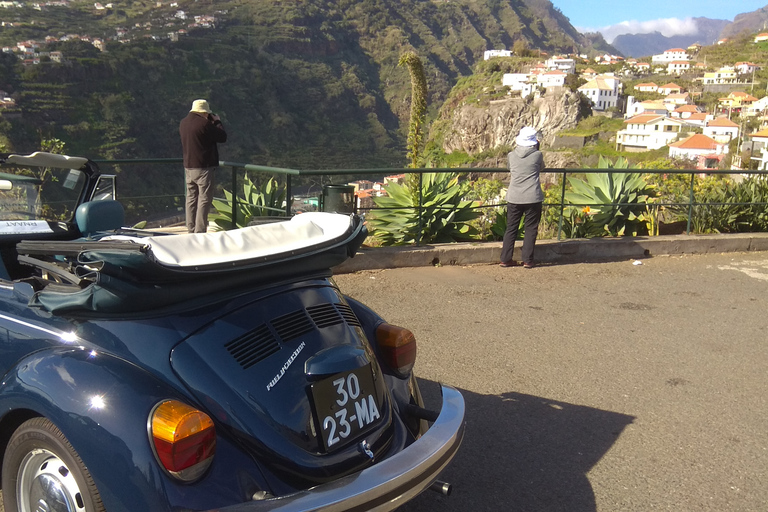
left=0, top=220, right=53, bottom=234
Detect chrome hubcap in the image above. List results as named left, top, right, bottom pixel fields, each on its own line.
left=18, top=449, right=85, bottom=512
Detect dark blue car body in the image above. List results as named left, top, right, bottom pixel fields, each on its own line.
left=0, top=152, right=464, bottom=512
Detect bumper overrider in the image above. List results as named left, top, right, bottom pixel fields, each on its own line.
left=211, top=385, right=465, bottom=512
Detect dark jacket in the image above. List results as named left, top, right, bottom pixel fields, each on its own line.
left=506, top=145, right=544, bottom=204
left=179, top=112, right=227, bottom=169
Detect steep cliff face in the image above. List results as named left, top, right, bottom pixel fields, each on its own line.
left=440, top=89, right=586, bottom=155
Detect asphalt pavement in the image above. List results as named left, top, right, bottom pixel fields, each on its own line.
left=334, top=250, right=768, bottom=511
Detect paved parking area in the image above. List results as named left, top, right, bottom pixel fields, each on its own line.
left=335, top=252, right=768, bottom=511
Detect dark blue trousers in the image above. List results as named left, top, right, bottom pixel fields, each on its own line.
left=500, top=202, right=542, bottom=265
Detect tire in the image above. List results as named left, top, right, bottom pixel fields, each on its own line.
left=2, top=417, right=104, bottom=512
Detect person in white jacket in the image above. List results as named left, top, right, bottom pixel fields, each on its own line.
left=499, top=126, right=544, bottom=269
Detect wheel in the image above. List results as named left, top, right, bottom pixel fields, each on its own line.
left=2, top=417, right=104, bottom=512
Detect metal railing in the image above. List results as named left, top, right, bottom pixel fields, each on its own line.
left=92, top=158, right=768, bottom=244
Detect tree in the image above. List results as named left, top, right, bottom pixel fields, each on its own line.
left=397, top=51, right=427, bottom=169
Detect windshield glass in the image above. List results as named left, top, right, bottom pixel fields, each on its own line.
left=0, top=167, right=86, bottom=222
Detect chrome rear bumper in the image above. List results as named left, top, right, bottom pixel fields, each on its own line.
left=213, top=384, right=465, bottom=512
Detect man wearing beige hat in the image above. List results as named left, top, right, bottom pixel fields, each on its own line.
left=179, top=99, right=227, bottom=233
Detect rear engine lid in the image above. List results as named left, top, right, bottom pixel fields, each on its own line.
left=170, top=282, right=393, bottom=487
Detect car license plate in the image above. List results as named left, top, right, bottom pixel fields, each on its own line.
left=310, top=365, right=381, bottom=452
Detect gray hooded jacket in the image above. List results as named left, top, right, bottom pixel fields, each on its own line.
left=506, top=145, right=544, bottom=204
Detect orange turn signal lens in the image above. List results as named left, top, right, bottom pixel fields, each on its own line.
left=375, top=323, right=417, bottom=378
left=150, top=400, right=216, bottom=482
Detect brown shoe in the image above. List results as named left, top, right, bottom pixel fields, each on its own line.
left=499, top=261, right=516, bottom=268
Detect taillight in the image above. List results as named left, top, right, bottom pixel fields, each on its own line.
left=375, top=323, right=417, bottom=378
left=150, top=400, right=216, bottom=482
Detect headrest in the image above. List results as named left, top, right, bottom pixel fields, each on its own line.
left=76, top=200, right=125, bottom=236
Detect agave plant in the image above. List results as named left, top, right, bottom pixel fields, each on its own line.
left=209, top=175, right=286, bottom=230
left=561, top=156, right=655, bottom=237
left=367, top=172, right=481, bottom=245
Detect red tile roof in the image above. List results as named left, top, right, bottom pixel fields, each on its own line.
left=706, top=117, right=739, bottom=128
left=669, top=134, right=719, bottom=150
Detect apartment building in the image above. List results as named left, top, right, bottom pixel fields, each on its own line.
left=616, top=114, right=686, bottom=151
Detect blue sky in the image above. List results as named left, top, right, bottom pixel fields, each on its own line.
left=554, top=1, right=768, bottom=43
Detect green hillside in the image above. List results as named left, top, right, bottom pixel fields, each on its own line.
left=0, top=0, right=616, bottom=169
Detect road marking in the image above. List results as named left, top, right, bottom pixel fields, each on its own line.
left=718, top=260, right=768, bottom=281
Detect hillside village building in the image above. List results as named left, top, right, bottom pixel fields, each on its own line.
left=578, top=75, right=620, bottom=111
left=616, top=114, right=686, bottom=151
left=671, top=104, right=702, bottom=118
left=538, top=70, right=567, bottom=88
left=668, top=134, right=727, bottom=169
left=719, top=91, right=758, bottom=111
left=703, top=117, right=740, bottom=143
left=664, top=92, right=690, bottom=106
left=625, top=99, right=668, bottom=118
left=636, top=83, right=658, bottom=93
left=544, top=56, right=575, bottom=73
left=667, top=61, right=690, bottom=75
left=735, top=62, right=758, bottom=75
left=657, top=83, right=682, bottom=95
left=702, top=68, right=738, bottom=85
left=484, top=50, right=513, bottom=60
left=651, top=48, right=689, bottom=63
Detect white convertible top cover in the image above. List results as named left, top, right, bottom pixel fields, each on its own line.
left=104, top=212, right=354, bottom=268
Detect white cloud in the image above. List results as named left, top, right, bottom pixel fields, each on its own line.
left=578, top=17, right=699, bottom=43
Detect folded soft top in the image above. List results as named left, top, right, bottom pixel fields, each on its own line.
left=18, top=213, right=367, bottom=315
left=101, top=212, right=355, bottom=269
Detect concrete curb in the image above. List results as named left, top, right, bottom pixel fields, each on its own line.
left=333, top=233, right=768, bottom=273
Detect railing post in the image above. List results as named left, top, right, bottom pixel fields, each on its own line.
left=557, top=171, right=567, bottom=240
left=686, top=172, right=695, bottom=235
left=285, top=174, right=292, bottom=216
left=417, top=172, right=423, bottom=246
left=231, top=165, right=238, bottom=229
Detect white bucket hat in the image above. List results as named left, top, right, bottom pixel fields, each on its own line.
left=515, top=126, right=539, bottom=147
left=190, top=99, right=211, bottom=113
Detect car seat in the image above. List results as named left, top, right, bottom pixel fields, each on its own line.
left=75, top=200, right=126, bottom=237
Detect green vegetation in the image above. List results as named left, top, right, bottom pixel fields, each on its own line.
left=560, top=156, right=655, bottom=238
left=209, top=175, right=286, bottom=231
left=367, top=173, right=480, bottom=245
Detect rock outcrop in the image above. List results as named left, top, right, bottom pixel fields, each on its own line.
left=440, top=89, right=586, bottom=155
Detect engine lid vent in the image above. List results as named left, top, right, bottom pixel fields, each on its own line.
left=335, top=303, right=361, bottom=328
left=271, top=310, right=313, bottom=342
left=225, top=324, right=280, bottom=369
left=307, top=303, right=345, bottom=328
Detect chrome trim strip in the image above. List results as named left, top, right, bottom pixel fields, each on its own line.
left=211, top=385, right=465, bottom=512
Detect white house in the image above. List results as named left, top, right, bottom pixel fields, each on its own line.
left=735, top=62, right=757, bottom=75
left=667, top=61, right=690, bottom=75
left=683, top=112, right=713, bottom=128
left=664, top=92, right=690, bottom=106
left=671, top=104, right=701, bottom=119
left=625, top=99, right=668, bottom=118
left=545, top=56, right=575, bottom=74
left=651, top=48, right=689, bottom=63
left=743, top=96, right=768, bottom=117
left=616, top=114, right=687, bottom=151
left=484, top=49, right=513, bottom=60
left=657, top=83, right=682, bottom=95
left=538, top=70, right=567, bottom=88
left=635, top=82, right=658, bottom=93
left=703, top=117, right=740, bottom=144
left=578, top=75, right=620, bottom=111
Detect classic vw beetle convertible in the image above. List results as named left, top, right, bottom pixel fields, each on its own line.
left=0, top=152, right=464, bottom=511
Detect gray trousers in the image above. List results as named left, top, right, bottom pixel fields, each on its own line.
left=185, top=168, right=215, bottom=233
